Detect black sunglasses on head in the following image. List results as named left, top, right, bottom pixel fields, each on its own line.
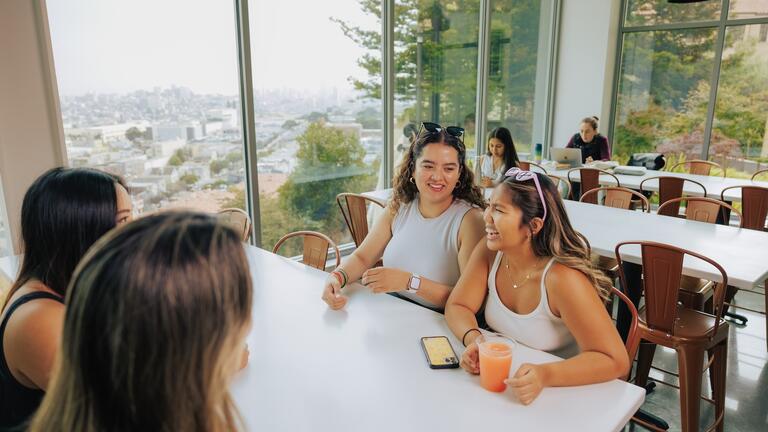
left=418, top=122, right=465, bottom=140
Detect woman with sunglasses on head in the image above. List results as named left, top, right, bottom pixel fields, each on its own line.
left=479, top=127, right=519, bottom=187
left=0, top=167, right=132, bottom=429
left=322, top=122, right=486, bottom=311
left=445, top=167, right=628, bottom=405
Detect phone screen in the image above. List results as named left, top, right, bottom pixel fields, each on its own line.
left=420, top=336, right=460, bottom=369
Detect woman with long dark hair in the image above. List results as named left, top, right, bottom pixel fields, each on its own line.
left=29, top=212, right=252, bottom=432
left=446, top=167, right=628, bottom=404
left=0, top=167, right=131, bottom=429
left=479, top=127, right=519, bottom=187
left=322, top=122, right=486, bottom=311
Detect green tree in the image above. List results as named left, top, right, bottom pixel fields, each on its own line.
left=180, top=174, right=199, bottom=185
left=210, top=159, right=229, bottom=174
left=125, top=126, right=144, bottom=142
left=282, top=119, right=299, bottom=129
left=277, top=122, right=378, bottom=242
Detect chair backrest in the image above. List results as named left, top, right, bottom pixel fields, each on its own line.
left=669, top=159, right=724, bottom=178
left=518, top=161, right=547, bottom=173
left=751, top=168, right=768, bottom=181
left=217, top=208, right=252, bottom=242
left=639, top=175, right=707, bottom=216
left=567, top=168, right=620, bottom=204
left=272, top=231, right=341, bottom=270
left=611, top=286, right=640, bottom=371
left=615, top=241, right=728, bottom=338
left=721, top=185, right=768, bottom=231
left=547, top=174, right=571, bottom=200
left=336, top=193, right=386, bottom=247
left=579, top=186, right=650, bottom=212
left=657, top=196, right=742, bottom=226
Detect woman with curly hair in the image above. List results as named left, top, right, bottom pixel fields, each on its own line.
left=445, top=167, right=628, bottom=405
left=322, top=122, right=486, bottom=311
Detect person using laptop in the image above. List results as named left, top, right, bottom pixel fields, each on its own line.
left=566, top=116, right=610, bottom=163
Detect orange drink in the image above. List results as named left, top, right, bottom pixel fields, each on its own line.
left=479, top=341, right=512, bottom=392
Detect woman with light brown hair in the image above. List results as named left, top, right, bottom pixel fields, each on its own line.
left=445, top=167, right=628, bottom=405
left=29, top=212, right=252, bottom=432
left=322, top=122, right=486, bottom=311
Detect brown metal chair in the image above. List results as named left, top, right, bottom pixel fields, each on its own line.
left=656, top=197, right=742, bottom=311
left=639, top=176, right=707, bottom=215
left=751, top=168, right=768, bottom=181
left=217, top=208, right=252, bottom=242
left=580, top=186, right=650, bottom=213
left=547, top=174, right=571, bottom=200
left=567, top=168, right=620, bottom=204
left=615, top=241, right=729, bottom=432
left=518, top=160, right=547, bottom=173
left=657, top=196, right=742, bottom=226
left=720, top=185, right=768, bottom=347
left=669, top=159, right=725, bottom=178
left=336, top=193, right=386, bottom=247
left=272, top=231, right=340, bottom=271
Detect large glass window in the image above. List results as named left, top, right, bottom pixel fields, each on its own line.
left=611, top=0, right=768, bottom=178
left=613, top=28, right=717, bottom=162
left=249, top=0, right=382, bottom=255
left=0, top=176, right=10, bottom=258
left=47, top=0, right=247, bottom=216
left=393, top=1, right=480, bottom=161
left=485, top=0, right=556, bottom=158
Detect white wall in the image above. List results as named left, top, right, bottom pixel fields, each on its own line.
left=0, top=0, right=66, bottom=253
left=550, top=0, right=621, bottom=152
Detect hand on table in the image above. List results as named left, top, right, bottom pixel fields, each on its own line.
left=505, top=363, right=545, bottom=405
left=361, top=267, right=410, bottom=294
left=460, top=341, right=481, bottom=375
left=321, top=273, right=348, bottom=310
left=585, top=156, right=594, bottom=164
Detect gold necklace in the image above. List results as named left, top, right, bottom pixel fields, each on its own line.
left=503, top=254, right=545, bottom=289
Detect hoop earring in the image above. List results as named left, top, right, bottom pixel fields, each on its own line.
left=409, top=177, right=415, bottom=184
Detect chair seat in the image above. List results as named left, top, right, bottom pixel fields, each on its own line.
left=639, top=305, right=728, bottom=343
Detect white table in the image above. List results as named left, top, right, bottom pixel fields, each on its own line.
left=548, top=168, right=768, bottom=201
left=232, top=246, right=645, bottom=432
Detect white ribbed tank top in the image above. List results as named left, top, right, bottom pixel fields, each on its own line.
left=382, top=197, right=473, bottom=310
left=484, top=252, right=579, bottom=358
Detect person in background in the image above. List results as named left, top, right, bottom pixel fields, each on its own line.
left=29, top=212, right=252, bottom=432
left=479, top=127, right=519, bottom=187
left=322, top=122, right=486, bottom=312
left=566, top=116, right=611, bottom=163
left=0, top=167, right=132, bottom=430
left=445, top=168, right=628, bottom=405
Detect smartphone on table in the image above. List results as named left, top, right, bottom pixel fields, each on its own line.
left=420, top=336, right=460, bottom=369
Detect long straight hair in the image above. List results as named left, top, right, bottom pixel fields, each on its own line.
left=487, top=127, right=519, bottom=172
left=2, top=167, right=126, bottom=310
left=29, top=212, right=253, bottom=432
left=498, top=173, right=612, bottom=300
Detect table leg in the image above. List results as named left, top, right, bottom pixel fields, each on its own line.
left=617, top=262, right=643, bottom=342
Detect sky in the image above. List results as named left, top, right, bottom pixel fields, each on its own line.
left=46, top=0, right=378, bottom=96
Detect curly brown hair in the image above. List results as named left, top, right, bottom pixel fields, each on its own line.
left=390, top=128, right=486, bottom=214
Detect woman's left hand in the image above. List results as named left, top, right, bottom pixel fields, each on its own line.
left=505, top=363, right=545, bottom=405
left=361, top=267, right=410, bottom=294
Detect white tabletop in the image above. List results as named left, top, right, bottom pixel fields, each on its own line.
left=231, top=246, right=645, bottom=432
left=361, top=189, right=768, bottom=289
left=548, top=168, right=768, bottom=201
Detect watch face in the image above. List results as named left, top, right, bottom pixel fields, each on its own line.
left=409, top=275, right=421, bottom=291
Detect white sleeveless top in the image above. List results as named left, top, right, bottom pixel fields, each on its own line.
left=382, top=197, right=474, bottom=310
left=480, top=155, right=504, bottom=180
left=484, top=253, right=579, bottom=358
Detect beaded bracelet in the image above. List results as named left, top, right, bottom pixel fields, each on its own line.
left=462, top=328, right=482, bottom=347
left=336, top=268, right=349, bottom=287
left=331, top=271, right=344, bottom=288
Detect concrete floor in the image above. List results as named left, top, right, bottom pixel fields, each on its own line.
left=620, top=287, right=768, bottom=431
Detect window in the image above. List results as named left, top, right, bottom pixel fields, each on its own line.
left=611, top=1, right=768, bottom=178
left=47, top=0, right=248, bottom=216
left=393, top=1, right=480, bottom=159
left=0, top=175, right=10, bottom=258
left=249, top=0, right=382, bottom=255
left=485, top=0, right=557, bottom=158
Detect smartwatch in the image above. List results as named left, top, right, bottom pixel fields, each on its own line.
left=407, top=273, right=422, bottom=293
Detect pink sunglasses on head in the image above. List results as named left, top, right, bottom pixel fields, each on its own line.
left=503, top=167, right=547, bottom=222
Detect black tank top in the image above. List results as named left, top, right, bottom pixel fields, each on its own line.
left=0, top=292, right=63, bottom=430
